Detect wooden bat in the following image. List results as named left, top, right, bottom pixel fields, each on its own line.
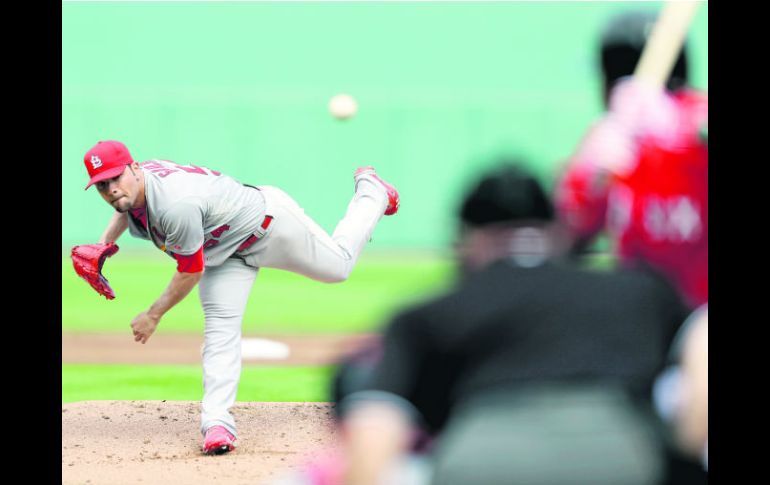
left=633, top=1, right=702, bottom=88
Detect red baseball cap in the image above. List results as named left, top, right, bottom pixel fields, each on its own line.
left=83, top=140, right=134, bottom=190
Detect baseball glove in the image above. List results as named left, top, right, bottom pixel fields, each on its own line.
left=71, top=242, right=120, bottom=300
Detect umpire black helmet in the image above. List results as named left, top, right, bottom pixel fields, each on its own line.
left=459, top=163, right=554, bottom=227
left=599, top=10, right=689, bottom=105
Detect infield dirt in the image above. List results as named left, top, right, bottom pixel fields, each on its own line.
left=62, top=333, right=378, bottom=365
left=62, top=334, right=376, bottom=484
left=62, top=400, right=340, bottom=485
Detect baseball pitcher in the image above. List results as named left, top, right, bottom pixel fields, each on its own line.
left=71, top=140, right=400, bottom=455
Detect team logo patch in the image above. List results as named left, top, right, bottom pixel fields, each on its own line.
left=90, top=155, right=103, bottom=169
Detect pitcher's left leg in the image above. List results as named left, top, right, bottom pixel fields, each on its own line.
left=329, top=167, right=399, bottom=267
left=255, top=168, right=398, bottom=283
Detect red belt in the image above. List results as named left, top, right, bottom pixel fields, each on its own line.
left=237, top=215, right=273, bottom=253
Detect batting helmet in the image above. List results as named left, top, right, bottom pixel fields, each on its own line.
left=599, top=10, right=689, bottom=106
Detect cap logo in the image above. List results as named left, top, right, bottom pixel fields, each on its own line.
left=90, top=155, right=103, bottom=169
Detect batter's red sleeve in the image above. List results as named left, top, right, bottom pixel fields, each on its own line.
left=555, top=161, right=608, bottom=241
left=173, top=246, right=205, bottom=273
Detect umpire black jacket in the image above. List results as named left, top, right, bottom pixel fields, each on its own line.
left=366, top=259, right=690, bottom=433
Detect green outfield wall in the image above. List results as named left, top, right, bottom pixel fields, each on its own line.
left=62, top=1, right=707, bottom=249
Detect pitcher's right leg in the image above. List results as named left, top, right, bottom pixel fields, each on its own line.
left=197, top=257, right=258, bottom=454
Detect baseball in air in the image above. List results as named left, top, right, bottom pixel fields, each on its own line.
left=329, top=94, right=358, bottom=120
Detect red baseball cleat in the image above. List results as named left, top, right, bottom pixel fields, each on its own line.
left=354, top=166, right=400, bottom=216
left=202, top=425, right=236, bottom=455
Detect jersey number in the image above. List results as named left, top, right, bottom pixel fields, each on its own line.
left=142, top=160, right=222, bottom=178
left=203, top=224, right=231, bottom=249
left=608, top=188, right=703, bottom=243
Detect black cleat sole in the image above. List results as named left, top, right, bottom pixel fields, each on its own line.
left=204, top=445, right=234, bottom=456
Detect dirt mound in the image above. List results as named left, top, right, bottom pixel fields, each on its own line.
left=62, top=401, right=340, bottom=485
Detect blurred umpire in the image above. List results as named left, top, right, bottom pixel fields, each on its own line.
left=332, top=162, right=692, bottom=485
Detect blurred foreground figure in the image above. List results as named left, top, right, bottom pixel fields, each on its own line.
left=283, top=163, right=691, bottom=485
left=555, top=10, right=708, bottom=309
left=676, top=307, right=708, bottom=466
left=654, top=304, right=708, bottom=471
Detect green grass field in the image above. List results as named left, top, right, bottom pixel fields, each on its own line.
left=62, top=250, right=454, bottom=403
left=62, top=364, right=333, bottom=403
left=63, top=249, right=455, bottom=334
left=62, top=249, right=614, bottom=403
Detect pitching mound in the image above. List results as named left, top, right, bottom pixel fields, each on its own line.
left=62, top=400, right=340, bottom=485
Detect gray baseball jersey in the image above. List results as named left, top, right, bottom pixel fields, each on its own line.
left=125, top=159, right=267, bottom=267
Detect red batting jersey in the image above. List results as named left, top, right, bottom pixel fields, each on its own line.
left=557, top=89, right=708, bottom=308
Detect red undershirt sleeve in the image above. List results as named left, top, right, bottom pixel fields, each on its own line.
left=172, top=246, right=205, bottom=273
